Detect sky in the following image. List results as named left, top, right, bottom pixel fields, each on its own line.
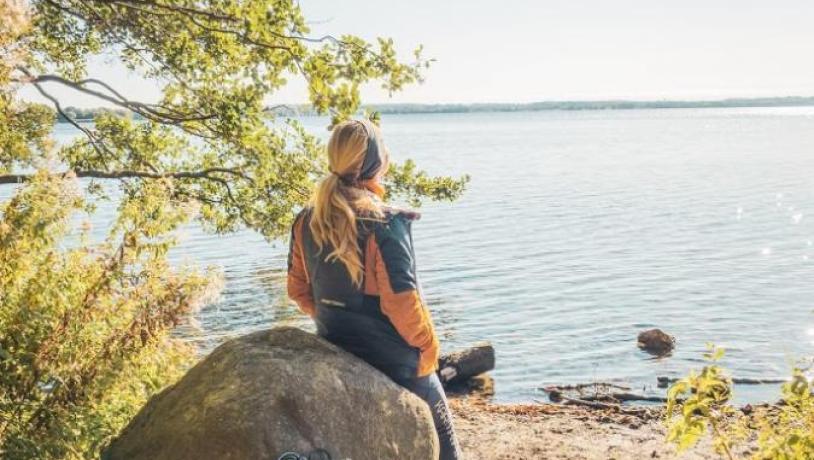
left=19, top=0, right=814, bottom=107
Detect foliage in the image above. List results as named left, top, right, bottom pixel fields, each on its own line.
left=666, top=347, right=814, bottom=460
left=386, top=159, right=470, bottom=207
left=0, top=0, right=467, bottom=458
left=665, top=345, right=738, bottom=459
left=0, top=172, right=217, bottom=458
left=4, top=0, right=467, bottom=234
left=752, top=371, right=814, bottom=459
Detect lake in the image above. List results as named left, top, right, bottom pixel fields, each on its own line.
left=45, top=107, right=814, bottom=404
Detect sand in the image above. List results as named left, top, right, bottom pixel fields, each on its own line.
left=449, top=398, right=721, bottom=460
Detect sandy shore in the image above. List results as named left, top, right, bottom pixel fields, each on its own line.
left=449, top=397, right=721, bottom=460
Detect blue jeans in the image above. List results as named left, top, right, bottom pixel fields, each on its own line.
left=397, top=373, right=462, bottom=460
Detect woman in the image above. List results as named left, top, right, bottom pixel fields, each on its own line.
left=287, top=119, right=461, bottom=460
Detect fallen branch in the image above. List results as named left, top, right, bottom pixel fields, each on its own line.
left=0, top=168, right=251, bottom=185
left=560, top=395, right=617, bottom=410
left=657, top=376, right=787, bottom=388
left=541, top=385, right=673, bottom=405
left=579, top=393, right=669, bottom=404
left=541, top=382, right=632, bottom=392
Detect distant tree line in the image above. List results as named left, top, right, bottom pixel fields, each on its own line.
left=57, top=106, right=142, bottom=122
left=60, top=96, right=814, bottom=122
left=360, top=96, right=814, bottom=115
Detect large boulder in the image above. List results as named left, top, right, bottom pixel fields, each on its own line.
left=103, top=327, right=438, bottom=460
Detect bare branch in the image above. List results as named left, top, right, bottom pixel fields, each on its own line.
left=17, top=67, right=112, bottom=162
left=16, top=67, right=215, bottom=124
left=0, top=168, right=253, bottom=185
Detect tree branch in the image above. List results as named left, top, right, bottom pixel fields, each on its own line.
left=18, top=67, right=113, bottom=163
left=17, top=67, right=215, bottom=124
left=99, top=0, right=387, bottom=63
left=110, top=0, right=238, bottom=22
left=0, top=168, right=252, bottom=185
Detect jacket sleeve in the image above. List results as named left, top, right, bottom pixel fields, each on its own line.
left=373, top=217, right=440, bottom=377
left=286, top=212, right=316, bottom=317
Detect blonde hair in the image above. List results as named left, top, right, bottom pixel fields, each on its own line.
left=309, top=120, right=387, bottom=286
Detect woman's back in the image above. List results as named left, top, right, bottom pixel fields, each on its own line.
left=289, top=207, right=432, bottom=383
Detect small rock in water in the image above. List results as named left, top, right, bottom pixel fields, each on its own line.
left=637, top=329, right=675, bottom=355
left=656, top=376, right=672, bottom=388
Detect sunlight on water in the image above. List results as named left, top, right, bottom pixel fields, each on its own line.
left=44, top=107, right=814, bottom=404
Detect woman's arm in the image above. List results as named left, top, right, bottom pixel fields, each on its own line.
left=372, top=216, right=440, bottom=377
left=287, top=213, right=316, bottom=317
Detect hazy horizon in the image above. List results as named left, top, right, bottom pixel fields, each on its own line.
left=18, top=0, right=814, bottom=108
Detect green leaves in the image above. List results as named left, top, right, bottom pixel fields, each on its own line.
left=665, top=347, right=814, bottom=460
left=0, top=173, right=216, bottom=459
left=0, top=1, right=467, bottom=457
left=665, top=346, right=736, bottom=458
left=755, top=371, right=814, bottom=459
left=2, top=0, right=464, bottom=239
left=0, top=97, right=54, bottom=174
left=385, top=159, right=470, bottom=207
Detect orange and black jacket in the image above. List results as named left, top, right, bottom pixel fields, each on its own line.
left=287, top=208, right=440, bottom=381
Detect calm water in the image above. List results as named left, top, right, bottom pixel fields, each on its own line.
left=44, top=108, right=814, bottom=403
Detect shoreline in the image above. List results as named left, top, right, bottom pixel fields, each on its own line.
left=449, top=397, right=719, bottom=459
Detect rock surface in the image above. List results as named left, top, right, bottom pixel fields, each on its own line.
left=637, top=328, right=675, bottom=355
left=103, top=327, right=438, bottom=460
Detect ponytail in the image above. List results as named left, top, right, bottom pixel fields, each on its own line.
left=309, top=120, right=387, bottom=286
left=309, top=173, right=366, bottom=285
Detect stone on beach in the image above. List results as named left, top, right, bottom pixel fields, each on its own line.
left=103, top=327, right=438, bottom=460
left=637, top=328, right=675, bottom=355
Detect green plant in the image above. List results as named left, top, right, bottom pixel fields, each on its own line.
left=666, top=345, right=738, bottom=459
left=0, top=172, right=216, bottom=458
left=0, top=0, right=467, bottom=457
left=666, top=347, right=814, bottom=459
left=752, top=371, right=814, bottom=459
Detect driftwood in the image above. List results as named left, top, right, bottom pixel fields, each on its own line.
left=600, top=393, right=668, bottom=403
left=534, top=395, right=650, bottom=417
left=657, top=376, right=787, bottom=388
left=578, top=393, right=668, bottom=403
left=438, top=342, right=495, bottom=385
left=559, top=395, right=617, bottom=410
left=542, top=387, right=669, bottom=405
left=542, top=382, right=631, bottom=392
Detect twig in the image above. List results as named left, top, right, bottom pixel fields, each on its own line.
left=541, top=382, right=632, bottom=392
left=580, top=393, right=669, bottom=404
left=0, top=168, right=251, bottom=185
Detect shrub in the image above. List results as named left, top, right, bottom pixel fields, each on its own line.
left=0, top=173, right=216, bottom=459
left=666, top=346, right=814, bottom=459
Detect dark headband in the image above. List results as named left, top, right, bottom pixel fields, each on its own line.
left=334, top=120, right=383, bottom=185
left=358, top=121, right=383, bottom=181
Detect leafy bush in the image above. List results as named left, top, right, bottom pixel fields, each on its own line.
left=666, top=346, right=814, bottom=459
left=0, top=173, right=216, bottom=458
